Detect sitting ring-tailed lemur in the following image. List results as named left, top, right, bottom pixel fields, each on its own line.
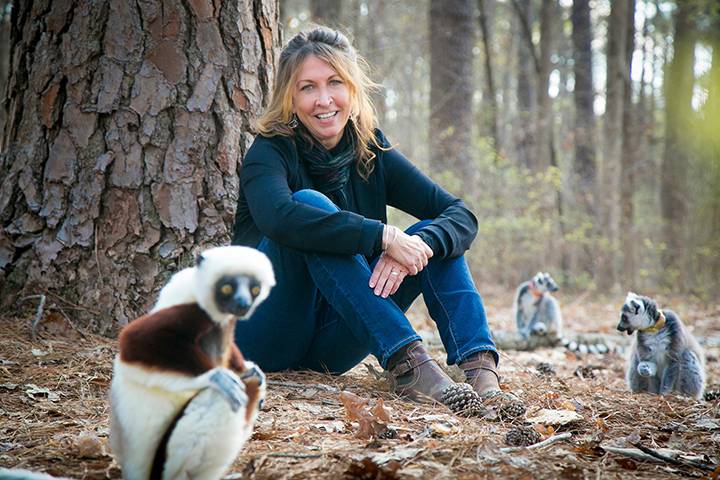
left=617, top=292, right=705, bottom=400
left=514, top=272, right=562, bottom=340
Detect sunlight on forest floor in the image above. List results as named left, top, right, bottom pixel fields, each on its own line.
left=0, top=294, right=718, bottom=479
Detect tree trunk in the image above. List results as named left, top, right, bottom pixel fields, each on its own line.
left=534, top=0, right=556, bottom=172
left=661, top=3, right=695, bottom=284
left=0, top=1, right=11, bottom=136
left=310, top=0, right=343, bottom=29
left=513, top=0, right=535, bottom=170
left=429, top=0, right=475, bottom=185
left=0, top=0, right=279, bottom=332
left=478, top=0, right=500, bottom=153
left=599, top=0, right=628, bottom=290
left=619, top=0, right=637, bottom=288
left=571, top=0, right=597, bottom=278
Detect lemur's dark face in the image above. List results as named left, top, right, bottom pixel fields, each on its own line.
left=617, top=292, right=652, bottom=335
left=214, top=274, right=263, bottom=319
left=533, top=272, right=559, bottom=293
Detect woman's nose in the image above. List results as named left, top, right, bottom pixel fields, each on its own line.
left=316, top=89, right=333, bottom=106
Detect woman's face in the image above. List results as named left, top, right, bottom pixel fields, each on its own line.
left=292, top=55, right=351, bottom=150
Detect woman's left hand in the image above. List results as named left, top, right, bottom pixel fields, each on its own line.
left=369, top=253, right=409, bottom=298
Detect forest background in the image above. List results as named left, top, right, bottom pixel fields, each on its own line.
left=0, top=0, right=719, bottom=330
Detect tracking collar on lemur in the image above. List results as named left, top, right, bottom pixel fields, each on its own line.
left=639, top=310, right=666, bottom=334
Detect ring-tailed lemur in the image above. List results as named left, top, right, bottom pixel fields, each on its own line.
left=110, top=246, right=275, bottom=480
left=617, top=292, right=705, bottom=400
left=514, top=272, right=562, bottom=340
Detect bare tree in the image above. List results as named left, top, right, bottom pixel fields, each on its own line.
left=310, top=0, right=343, bottom=29
left=0, top=0, right=279, bottom=331
left=619, top=0, right=637, bottom=287
left=661, top=2, right=695, bottom=283
left=535, top=0, right=557, bottom=171
left=570, top=0, right=597, bottom=277
left=478, top=0, right=500, bottom=153
left=429, top=0, right=476, bottom=183
left=513, top=0, right=535, bottom=170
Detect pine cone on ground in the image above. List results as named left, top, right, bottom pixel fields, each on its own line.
left=574, top=365, right=595, bottom=379
left=704, top=389, right=720, bottom=401
left=536, top=362, right=556, bottom=376
left=498, top=399, right=527, bottom=421
left=440, top=383, right=485, bottom=417
left=505, top=426, right=541, bottom=447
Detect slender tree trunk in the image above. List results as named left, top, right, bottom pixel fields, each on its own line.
left=429, top=0, right=475, bottom=185
left=0, top=0, right=279, bottom=331
left=599, top=0, right=628, bottom=290
left=0, top=1, right=11, bottom=136
left=514, top=0, right=535, bottom=170
left=535, top=0, right=557, bottom=171
left=310, top=0, right=343, bottom=29
left=571, top=0, right=597, bottom=278
left=660, top=3, right=694, bottom=285
left=478, top=0, right=500, bottom=153
left=619, top=0, right=637, bottom=288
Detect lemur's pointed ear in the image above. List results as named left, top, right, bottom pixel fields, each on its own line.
left=196, top=252, right=205, bottom=266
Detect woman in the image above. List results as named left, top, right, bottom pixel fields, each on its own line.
left=232, top=27, right=519, bottom=415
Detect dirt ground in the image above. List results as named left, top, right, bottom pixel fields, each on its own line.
left=1, top=289, right=718, bottom=479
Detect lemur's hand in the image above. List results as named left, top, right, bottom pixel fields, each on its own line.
left=383, top=225, right=433, bottom=275
left=369, top=253, right=409, bottom=298
left=637, top=361, right=657, bottom=377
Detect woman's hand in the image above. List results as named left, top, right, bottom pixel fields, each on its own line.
left=369, top=253, right=409, bottom=298
left=383, top=225, right=433, bottom=275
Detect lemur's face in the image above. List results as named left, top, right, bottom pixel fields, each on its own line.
left=617, top=292, right=652, bottom=335
left=532, top=272, right=559, bottom=293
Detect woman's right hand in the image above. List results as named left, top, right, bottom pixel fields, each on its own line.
left=383, top=225, right=433, bottom=275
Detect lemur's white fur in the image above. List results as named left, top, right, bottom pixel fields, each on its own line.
left=153, top=245, right=276, bottom=324
left=110, top=246, right=273, bottom=480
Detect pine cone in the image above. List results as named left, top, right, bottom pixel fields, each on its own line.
left=574, top=365, right=595, bottom=379
left=505, top=426, right=541, bottom=447
left=440, top=383, right=485, bottom=417
left=536, top=362, right=556, bottom=376
left=704, top=389, right=720, bottom=401
left=499, top=399, right=527, bottom=421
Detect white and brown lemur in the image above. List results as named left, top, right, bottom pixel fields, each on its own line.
left=617, top=292, right=705, bottom=400
left=110, top=246, right=275, bottom=480
left=514, top=272, right=562, bottom=341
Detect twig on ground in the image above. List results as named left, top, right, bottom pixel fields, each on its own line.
left=267, top=380, right=338, bottom=393
left=263, top=452, right=323, bottom=459
left=500, top=432, right=573, bottom=453
left=631, top=442, right=716, bottom=472
left=22, top=294, right=46, bottom=341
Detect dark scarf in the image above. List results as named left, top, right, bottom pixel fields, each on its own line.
left=295, top=125, right=356, bottom=209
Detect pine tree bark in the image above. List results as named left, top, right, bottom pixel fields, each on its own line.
left=0, top=1, right=11, bottom=136
left=599, top=0, right=628, bottom=290
left=534, top=0, right=557, bottom=171
left=513, top=0, right=535, bottom=170
left=571, top=0, right=597, bottom=277
left=429, top=0, right=475, bottom=184
left=478, top=0, right=500, bottom=153
left=0, top=0, right=279, bottom=331
left=661, top=3, right=695, bottom=283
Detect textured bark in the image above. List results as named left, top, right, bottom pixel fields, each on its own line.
left=599, top=0, right=628, bottom=290
left=534, top=0, right=556, bottom=171
left=0, top=0, right=279, bottom=331
left=0, top=1, right=10, bottom=136
left=619, top=0, right=636, bottom=287
left=429, top=0, right=475, bottom=184
left=478, top=0, right=499, bottom=153
left=571, top=0, right=597, bottom=277
left=661, top=3, right=694, bottom=282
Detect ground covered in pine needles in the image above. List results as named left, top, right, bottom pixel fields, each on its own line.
left=1, top=290, right=719, bottom=479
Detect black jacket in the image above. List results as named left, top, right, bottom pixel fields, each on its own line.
left=231, top=129, right=478, bottom=259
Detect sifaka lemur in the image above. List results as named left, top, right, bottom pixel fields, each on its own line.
left=617, top=292, right=705, bottom=400
left=110, top=246, right=275, bottom=480
left=514, top=272, right=563, bottom=341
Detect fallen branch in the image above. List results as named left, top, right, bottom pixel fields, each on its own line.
left=631, top=442, right=716, bottom=472
left=500, top=432, right=572, bottom=453
left=267, top=380, right=338, bottom=393
left=264, top=452, right=322, bottom=459
left=602, top=444, right=715, bottom=472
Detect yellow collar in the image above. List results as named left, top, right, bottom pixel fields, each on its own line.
left=639, top=310, right=666, bottom=334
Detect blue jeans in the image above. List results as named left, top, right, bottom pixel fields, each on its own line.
left=234, top=189, right=497, bottom=374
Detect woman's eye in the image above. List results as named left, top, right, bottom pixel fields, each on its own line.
left=221, top=284, right=233, bottom=295
left=251, top=286, right=261, bottom=297
left=330, top=79, right=342, bottom=85
left=300, top=84, right=313, bottom=91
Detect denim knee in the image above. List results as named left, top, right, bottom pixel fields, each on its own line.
left=292, top=189, right=338, bottom=212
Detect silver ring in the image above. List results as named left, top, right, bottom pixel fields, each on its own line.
left=390, top=271, right=399, bottom=276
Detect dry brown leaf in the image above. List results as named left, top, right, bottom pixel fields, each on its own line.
left=75, top=432, right=104, bottom=458
left=532, top=424, right=555, bottom=438
left=370, top=398, right=391, bottom=422
left=339, top=390, right=392, bottom=439
left=339, top=391, right=369, bottom=421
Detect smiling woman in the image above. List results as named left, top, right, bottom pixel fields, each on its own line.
left=230, top=26, right=524, bottom=418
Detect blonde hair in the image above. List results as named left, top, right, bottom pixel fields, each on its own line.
left=256, top=26, right=382, bottom=180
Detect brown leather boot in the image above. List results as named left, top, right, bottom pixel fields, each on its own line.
left=386, top=341, right=483, bottom=416
left=458, top=350, right=501, bottom=396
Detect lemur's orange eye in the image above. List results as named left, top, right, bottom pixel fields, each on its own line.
left=221, top=284, right=233, bottom=295
left=251, top=286, right=261, bottom=297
